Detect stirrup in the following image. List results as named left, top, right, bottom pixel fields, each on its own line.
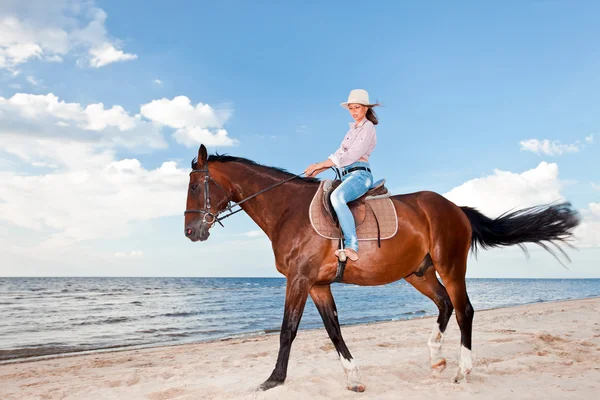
left=335, top=248, right=359, bottom=261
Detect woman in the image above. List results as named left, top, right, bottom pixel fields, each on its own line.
left=304, top=89, right=379, bottom=261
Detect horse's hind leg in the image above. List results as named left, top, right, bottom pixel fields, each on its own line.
left=405, top=267, right=453, bottom=372
left=436, top=262, right=474, bottom=383
left=421, top=192, right=475, bottom=383
left=310, top=284, right=365, bottom=392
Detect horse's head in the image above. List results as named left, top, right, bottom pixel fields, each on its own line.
left=184, top=144, right=231, bottom=242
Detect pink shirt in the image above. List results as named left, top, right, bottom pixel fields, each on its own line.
left=328, top=118, right=377, bottom=168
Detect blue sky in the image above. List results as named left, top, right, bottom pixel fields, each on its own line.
left=0, top=1, right=598, bottom=277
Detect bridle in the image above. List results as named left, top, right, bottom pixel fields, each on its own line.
left=184, top=166, right=304, bottom=227
left=184, top=167, right=230, bottom=227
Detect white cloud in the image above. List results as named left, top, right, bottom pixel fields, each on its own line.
left=0, top=42, right=43, bottom=67
left=1, top=92, right=83, bottom=121
left=83, top=103, right=138, bottom=131
left=0, top=92, right=168, bottom=151
left=519, top=134, right=594, bottom=156
left=47, top=55, right=63, bottom=63
left=519, top=139, right=582, bottom=156
left=443, top=162, right=563, bottom=218
left=0, top=92, right=240, bottom=151
left=153, top=79, right=163, bottom=85
left=89, top=43, right=137, bottom=68
left=585, top=134, right=594, bottom=144
left=0, top=90, right=240, bottom=261
left=443, top=162, right=598, bottom=248
left=592, top=183, right=600, bottom=191
left=574, top=203, right=600, bottom=248
left=173, top=127, right=238, bottom=147
left=0, top=2, right=136, bottom=71
left=26, top=75, right=40, bottom=85
left=0, top=150, right=189, bottom=246
left=140, top=96, right=225, bottom=129
left=141, top=96, right=238, bottom=147
left=0, top=92, right=141, bottom=134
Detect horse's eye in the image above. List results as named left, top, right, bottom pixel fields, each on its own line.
left=190, top=184, right=199, bottom=191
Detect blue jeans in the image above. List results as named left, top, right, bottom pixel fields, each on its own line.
left=330, top=161, right=374, bottom=252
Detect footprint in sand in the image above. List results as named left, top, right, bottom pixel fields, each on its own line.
left=147, top=387, right=186, bottom=400
left=537, top=334, right=567, bottom=343
left=126, top=376, right=140, bottom=386
left=376, top=342, right=399, bottom=348
left=244, top=352, right=268, bottom=359
left=319, top=343, right=335, bottom=352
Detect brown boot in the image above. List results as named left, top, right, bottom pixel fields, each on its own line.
left=335, top=248, right=359, bottom=261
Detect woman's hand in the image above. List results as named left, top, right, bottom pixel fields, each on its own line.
left=304, top=163, right=326, bottom=178
left=304, top=159, right=334, bottom=178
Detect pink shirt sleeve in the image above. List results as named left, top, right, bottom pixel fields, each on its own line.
left=328, top=122, right=376, bottom=168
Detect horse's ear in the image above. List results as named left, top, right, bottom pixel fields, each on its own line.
left=197, top=144, right=208, bottom=167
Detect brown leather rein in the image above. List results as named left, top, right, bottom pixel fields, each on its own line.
left=184, top=168, right=305, bottom=227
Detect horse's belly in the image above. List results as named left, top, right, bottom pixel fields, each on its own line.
left=341, top=228, right=429, bottom=286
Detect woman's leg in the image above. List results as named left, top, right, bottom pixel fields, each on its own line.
left=330, top=171, right=373, bottom=252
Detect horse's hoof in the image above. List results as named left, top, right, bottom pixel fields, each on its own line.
left=452, top=368, right=470, bottom=383
left=452, top=372, right=463, bottom=383
left=347, top=384, right=366, bottom=392
left=258, top=379, right=283, bottom=391
left=431, top=358, right=447, bottom=372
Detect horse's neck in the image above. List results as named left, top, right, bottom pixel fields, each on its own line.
left=220, top=163, right=316, bottom=241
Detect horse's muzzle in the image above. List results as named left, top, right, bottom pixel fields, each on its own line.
left=185, top=226, right=210, bottom=242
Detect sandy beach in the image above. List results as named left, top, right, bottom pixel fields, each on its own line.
left=1, top=297, right=599, bottom=399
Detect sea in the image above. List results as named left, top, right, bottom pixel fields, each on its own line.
left=1, top=277, right=599, bottom=363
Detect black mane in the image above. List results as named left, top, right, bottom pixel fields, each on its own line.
left=191, top=153, right=321, bottom=183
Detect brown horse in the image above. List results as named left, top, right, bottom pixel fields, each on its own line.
left=184, top=144, right=580, bottom=392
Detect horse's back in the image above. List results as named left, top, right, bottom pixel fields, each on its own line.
left=390, top=190, right=471, bottom=239
left=390, top=190, right=453, bottom=214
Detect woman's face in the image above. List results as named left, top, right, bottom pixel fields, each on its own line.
left=347, top=103, right=368, bottom=122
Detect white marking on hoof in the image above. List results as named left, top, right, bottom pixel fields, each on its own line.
left=428, top=323, right=446, bottom=371
left=339, top=355, right=365, bottom=392
left=452, top=345, right=473, bottom=383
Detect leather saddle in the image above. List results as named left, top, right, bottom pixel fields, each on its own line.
left=322, top=179, right=389, bottom=227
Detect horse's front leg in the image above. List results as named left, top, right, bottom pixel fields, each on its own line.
left=259, top=275, right=311, bottom=391
left=311, top=284, right=365, bottom=392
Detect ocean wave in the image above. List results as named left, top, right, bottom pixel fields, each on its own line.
left=73, top=316, right=132, bottom=326
left=0, top=342, right=142, bottom=362
left=401, top=309, right=428, bottom=316
left=162, top=311, right=204, bottom=318
left=137, top=327, right=179, bottom=334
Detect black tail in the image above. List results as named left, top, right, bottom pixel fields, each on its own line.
left=460, top=202, right=581, bottom=265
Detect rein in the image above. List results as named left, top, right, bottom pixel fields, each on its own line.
left=184, top=167, right=305, bottom=227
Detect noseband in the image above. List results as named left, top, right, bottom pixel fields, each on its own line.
left=184, top=167, right=304, bottom=227
left=184, top=168, right=231, bottom=227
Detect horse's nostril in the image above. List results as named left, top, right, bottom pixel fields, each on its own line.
left=185, top=228, right=193, bottom=237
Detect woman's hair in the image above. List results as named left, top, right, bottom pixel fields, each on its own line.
left=366, top=104, right=380, bottom=125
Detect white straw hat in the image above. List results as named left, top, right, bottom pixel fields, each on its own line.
left=340, top=89, right=377, bottom=109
